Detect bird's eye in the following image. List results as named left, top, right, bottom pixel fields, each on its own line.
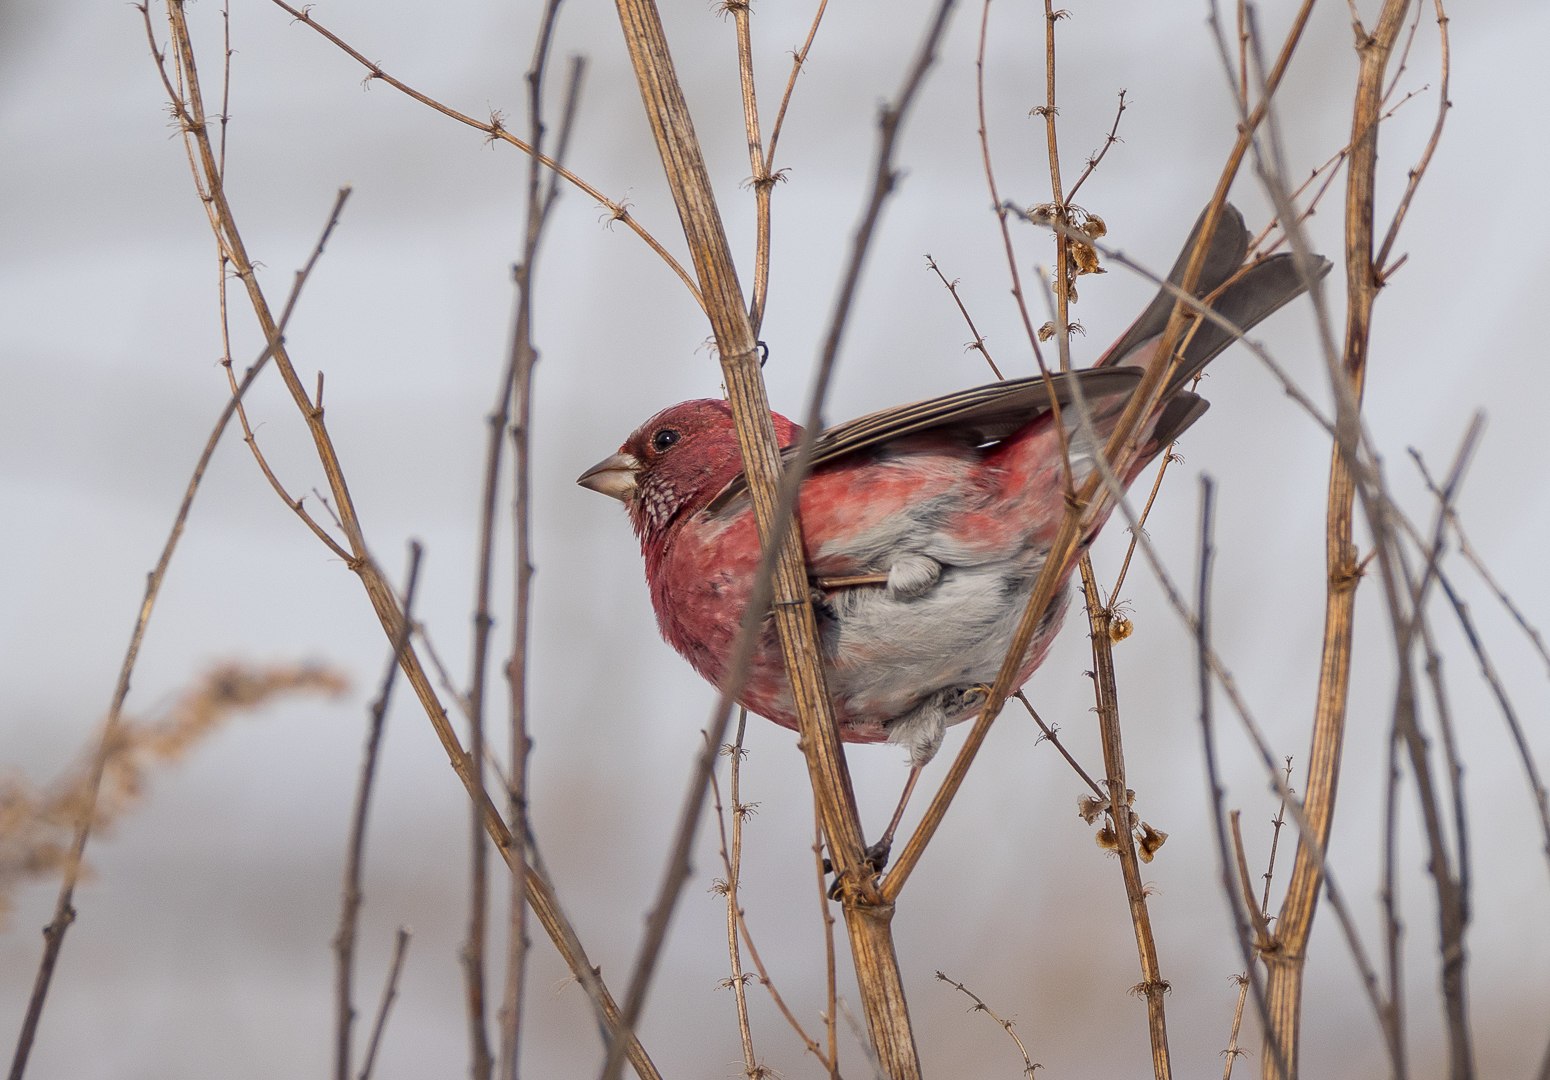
left=651, top=428, right=680, bottom=453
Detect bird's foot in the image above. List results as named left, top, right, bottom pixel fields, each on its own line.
left=823, top=839, right=894, bottom=900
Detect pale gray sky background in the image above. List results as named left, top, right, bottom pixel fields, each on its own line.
left=3, top=1, right=1548, bottom=1077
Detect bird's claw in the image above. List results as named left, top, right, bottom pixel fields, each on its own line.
left=823, top=839, right=893, bottom=900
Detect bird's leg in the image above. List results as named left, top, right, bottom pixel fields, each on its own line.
left=825, top=764, right=921, bottom=899
left=870, top=763, right=923, bottom=868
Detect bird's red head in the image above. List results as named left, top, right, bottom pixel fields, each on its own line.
left=578, top=399, right=803, bottom=548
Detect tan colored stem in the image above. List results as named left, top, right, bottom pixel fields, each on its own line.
left=607, top=1, right=918, bottom=1075
left=1082, top=568, right=1173, bottom=1079
left=1261, top=2, right=1413, bottom=1076
left=155, top=5, right=660, bottom=1076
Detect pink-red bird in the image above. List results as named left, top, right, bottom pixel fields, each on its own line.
left=581, top=207, right=1323, bottom=770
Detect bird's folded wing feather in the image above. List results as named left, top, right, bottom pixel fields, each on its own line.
left=704, top=368, right=1144, bottom=514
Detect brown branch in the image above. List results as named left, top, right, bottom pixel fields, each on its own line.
left=1375, top=0, right=1450, bottom=275
left=335, top=543, right=423, bottom=1080
left=936, top=972, right=1040, bottom=1076
left=599, top=4, right=955, bottom=1076
left=974, top=0, right=1048, bottom=363
left=926, top=254, right=1004, bottom=379
left=886, top=0, right=1320, bottom=905
left=146, top=6, right=662, bottom=1076
left=1195, top=481, right=1285, bottom=1079
left=763, top=0, right=828, bottom=174
left=726, top=0, right=775, bottom=334
left=1017, top=692, right=1103, bottom=799
left=1082, top=564, right=1172, bottom=1078
left=358, top=928, right=412, bottom=1080
left=707, top=720, right=832, bottom=1075
left=498, top=14, right=580, bottom=1080
left=264, top=0, right=703, bottom=312
left=1261, top=1, right=1416, bottom=1073
left=1410, top=450, right=1550, bottom=680
left=5, top=64, right=352, bottom=1072
left=1063, top=89, right=1128, bottom=206
left=707, top=719, right=763, bottom=1076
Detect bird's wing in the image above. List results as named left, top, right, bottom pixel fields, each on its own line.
left=704, top=368, right=1144, bottom=513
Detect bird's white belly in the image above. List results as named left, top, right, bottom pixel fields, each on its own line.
left=821, top=551, right=1065, bottom=723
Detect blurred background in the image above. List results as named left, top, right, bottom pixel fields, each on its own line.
left=3, top=0, right=1547, bottom=1076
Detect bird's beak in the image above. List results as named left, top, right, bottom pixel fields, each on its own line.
left=576, top=452, right=641, bottom=502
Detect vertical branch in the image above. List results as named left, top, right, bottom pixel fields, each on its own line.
left=602, top=2, right=945, bottom=1076
left=1037, top=1, right=1170, bottom=1071
left=709, top=716, right=761, bottom=1077
left=145, top=7, right=661, bottom=1078
left=336, top=544, right=424, bottom=1080
left=1262, top=2, right=1417, bottom=1077
left=727, top=0, right=774, bottom=333
left=601, top=4, right=956, bottom=1077
left=358, top=928, right=413, bottom=1080
left=497, top=15, right=581, bottom=1080
left=4, top=68, right=350, bottom=1067
left=1082, top=566, right=1173, bottom=1080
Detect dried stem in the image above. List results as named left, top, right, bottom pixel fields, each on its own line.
left=727, top=0, right=773, bottom=333
left=1063, top=90, right=1128, bottom=206
left=936, top=972, right=1039, bottom=1076
left=264, top=0, right=703, bottom=311
left=335, top=544, right=424, bottom=1080
left=1407, top=457, right=1550, bottom=864
left=885, top=0, right=1318, bottom=904
left=1410, top=450, right=1550, bottom=679
left=763, top=0, right=828, bottom=172
left=144, top=6, right=660, bottom=1075
left=599, top=4, right=955, bottom=1076
left=926, top=254, right=1004, bottom=378
left=974, top=0, right=1047, bottom=362
left=1082, top=564, right=1172, bottom=1078
left=501, top=14, right=579, bottom=1080
left=600, top=0, right=869, bottom=1071
left=6, top=123, right=351, bottom=1080
left=1196, top=481, right=1284, bottom=1079
left=709, top=717, right=762, bottom=1076
left=1261, top=2, right=1418, bottom=1074
left=358, top=928, right=412, bottom=1080
left=1017, top=692, right=1104, bottom=798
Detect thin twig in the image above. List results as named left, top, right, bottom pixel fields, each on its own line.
left=936, top=972, right=1039, bottom=1076
left=815, top=806, right=840, bottom=1078
left=1195, top=480, right=1283, bottom=1079
left=599, top=6, right=956, bottom=1077
left=707, top=717, right=762, bottom=1077
left=1016, top=692, right=1103, bottom=798
left=1374, top=0, right=1451, bottom=275
left=1220, top=974, right=1249, bottom=1080
left=335, top=544, right=424, bottom=1080
left=763, top=0, right=828, bottom=173
left=726, top=0, right=774, bottom=334
left=1063, top=89, right=1128, bottom=205
left=1410, top=448, right=1550, bottom=679
left=358, top=928, right=412, bottom=1080
left=925, top=255, right=1004, bottom=379
left=264, top=0, right=703, bottom=311
left=499, top=13, right=579, bottom=1080
left=974, top=0, right=1047, bottom=363
left=147, top=6, right=660, bottom=1074
left=6, top=107, right=351, bottom=1079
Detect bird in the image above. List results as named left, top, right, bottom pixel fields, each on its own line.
left=579, top=205, right=1325, bottom=857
